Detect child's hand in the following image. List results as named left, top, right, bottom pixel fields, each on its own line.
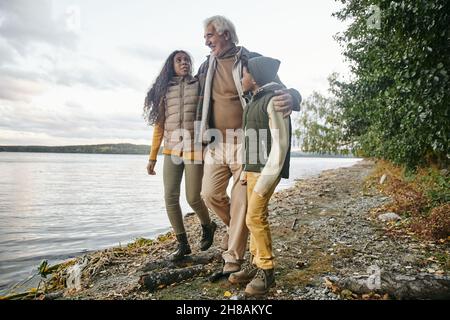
left=147, top=160, right=157, bottom=175
left=240, top=171, right=247, bottom=185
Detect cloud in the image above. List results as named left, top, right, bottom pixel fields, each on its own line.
left=49, top=56, right=147, bottom=91
left=0, top=86, right=151, bottom=144
left=0, top=39, right=17, bottom=66
left=0, top=0, right=78, bottom=55
left=119, top=45, right=169, bottom=62
left=0, top=95, right=151, bottom=145
left=0, top=1, right=146, bottom=98
left=0, top=74, right=45, bottom=102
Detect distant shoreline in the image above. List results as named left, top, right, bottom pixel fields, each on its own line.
left=0, top=144, right=356, bottom=158
left=0, top=143, right=151, bottom=155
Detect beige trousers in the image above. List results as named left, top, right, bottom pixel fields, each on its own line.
left=201, top=142, right=248, bottom=264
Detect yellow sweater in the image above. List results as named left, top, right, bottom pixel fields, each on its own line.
left=149, top=123, right=203, bottom=161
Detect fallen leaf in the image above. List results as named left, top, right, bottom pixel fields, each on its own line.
left=324, top=278, right=333, bottom=288
left=324, top=278, right=340, bottom=293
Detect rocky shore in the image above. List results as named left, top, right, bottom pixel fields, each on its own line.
left=25, top=159, right=449, bottom=300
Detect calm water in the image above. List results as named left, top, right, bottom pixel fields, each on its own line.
left=0, top=152, right=361, bottom=292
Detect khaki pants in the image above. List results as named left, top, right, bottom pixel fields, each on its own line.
left=163, top=155, right=210, bottom=235
left=201, top=142, right=248, bottom=264
left=246, top=171, right=280, bottom=270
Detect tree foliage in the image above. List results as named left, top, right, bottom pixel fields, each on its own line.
left=294, top=74, right=351, bottom=155
left=332, top=0, right=449, bottom=168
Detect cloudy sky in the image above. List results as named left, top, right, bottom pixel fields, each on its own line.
left=0, top=0, right=349, bottom=146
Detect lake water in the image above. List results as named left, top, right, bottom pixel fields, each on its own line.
left=0, top=152, right=361, bottom=293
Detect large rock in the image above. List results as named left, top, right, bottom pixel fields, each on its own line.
left=378, top=212, right=401, bottom=222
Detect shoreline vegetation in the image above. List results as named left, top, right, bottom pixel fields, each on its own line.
left=1, top=159, right=448, bottom=300
left=0, top=143, right=356, bottom=158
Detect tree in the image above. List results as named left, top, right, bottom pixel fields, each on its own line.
left=333, top=0, right=450, bottom=168
left=295, top=74, right=352, bottom=155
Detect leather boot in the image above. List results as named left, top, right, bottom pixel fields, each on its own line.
left=170, top=233, right=191, bottom=261
left=200, top=221, right=217, bottom=251
left=245, top=268, right=275, bottom=296
left=228, top=254, right=257, bottom=284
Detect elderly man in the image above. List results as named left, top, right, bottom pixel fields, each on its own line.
left=195, top=15, right=301, bottom=276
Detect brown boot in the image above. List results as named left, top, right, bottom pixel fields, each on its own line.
left=228, top=262, right=258, bottom=284
left=245, top=268, right=275, bottom=296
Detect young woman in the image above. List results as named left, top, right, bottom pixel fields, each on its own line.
left=143, top=50, right=216, bottom=261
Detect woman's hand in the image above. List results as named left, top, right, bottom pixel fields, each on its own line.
left=147, top=160, right=157, bottom=175
left=240, top=171, right=247, bottom=185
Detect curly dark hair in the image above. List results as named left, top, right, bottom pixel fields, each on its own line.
left=143, top=50, right=193, bottom=126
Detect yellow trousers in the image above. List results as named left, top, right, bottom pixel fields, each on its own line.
left=245, top=172, right=280, bottom=270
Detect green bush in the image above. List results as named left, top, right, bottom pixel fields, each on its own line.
left=332, top=0, right=449, bottom=168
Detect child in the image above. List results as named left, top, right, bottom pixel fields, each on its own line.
left=229, top=56, right=291, bottom=296
left=143, top=50, right=216, bottom=261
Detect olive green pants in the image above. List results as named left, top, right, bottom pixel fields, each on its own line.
left=163, top=155, right=210, bottom=235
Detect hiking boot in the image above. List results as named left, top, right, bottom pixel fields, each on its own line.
left=170, top=233, right=191, bottom=261
left=220, top=233, right=229, bottom=251
left=245, top=268, right=275, bottom=296
left=200, top=221, right=217, bottom=251
left=228, top=262, right=258, bottom=284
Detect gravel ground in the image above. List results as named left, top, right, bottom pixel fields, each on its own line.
left=42, top=159, right=448, bottom=300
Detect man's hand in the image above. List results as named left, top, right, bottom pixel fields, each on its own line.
left=273, top=89, right=294, bottom=118
left=147, top=160, right=157, bottom=175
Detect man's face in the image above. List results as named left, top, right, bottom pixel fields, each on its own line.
left=204, top=24, right=232, bottom=57
left=241, top=66, right=255, bottom=93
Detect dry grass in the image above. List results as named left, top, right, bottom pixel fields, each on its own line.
left=281, top=251, right=334, bottom=287
left=410, top=204, right=450, bottom=240
left=367, top=159, right=450, bottom=241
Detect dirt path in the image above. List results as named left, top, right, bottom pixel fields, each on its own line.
left=50, top=159, right=448, bottom=300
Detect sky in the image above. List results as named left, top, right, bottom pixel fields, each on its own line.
left=0, top=0, right=349, bottom=146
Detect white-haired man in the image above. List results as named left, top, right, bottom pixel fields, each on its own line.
left=196, top=15, right=301, bottom=277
